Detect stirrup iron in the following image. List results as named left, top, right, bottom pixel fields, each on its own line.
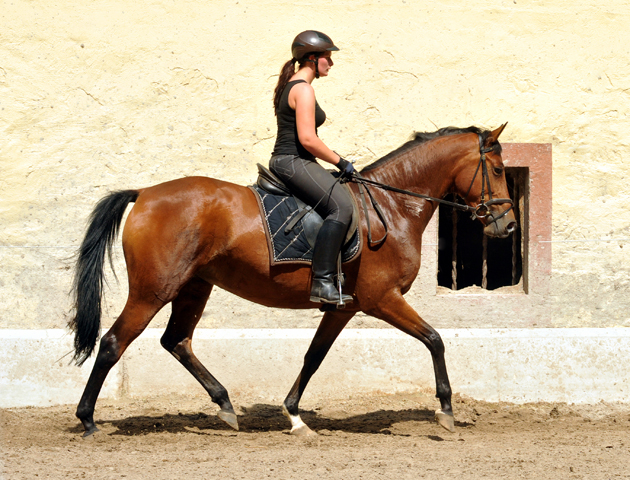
left=336, top=253, right=346, bottom=308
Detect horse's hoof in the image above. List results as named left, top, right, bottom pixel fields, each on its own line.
left=435, top=409, right=455, bottom=432
left=218, top=410, right=239, bottom=431
left=290, top=424, right=317, bottom=437
left=81, top=425, right=100, bottom=438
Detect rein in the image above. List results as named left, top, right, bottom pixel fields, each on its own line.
left=349, top=133, right=514, bottom=246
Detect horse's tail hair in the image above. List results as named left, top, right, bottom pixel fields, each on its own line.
left=69, top=190, right=139, bottom=366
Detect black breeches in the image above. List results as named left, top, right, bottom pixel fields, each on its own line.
left=269, top=155, right=353, bottom=227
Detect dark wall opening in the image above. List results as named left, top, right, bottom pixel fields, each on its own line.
left=437, top=168, right=527, bottom=291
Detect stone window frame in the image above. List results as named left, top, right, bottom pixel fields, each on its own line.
left=411, top=143, right=552, bottom=328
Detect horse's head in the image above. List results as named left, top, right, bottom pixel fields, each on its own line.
left=454, top=123, right=517, bottom=239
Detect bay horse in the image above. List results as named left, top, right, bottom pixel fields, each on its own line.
left=70, top=124, right=516, bottom=437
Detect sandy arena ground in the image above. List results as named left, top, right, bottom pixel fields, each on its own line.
left=2, top=392, right=629, bottom=479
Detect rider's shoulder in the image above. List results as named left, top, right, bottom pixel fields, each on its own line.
left=291, top=81, right=315, bottom=96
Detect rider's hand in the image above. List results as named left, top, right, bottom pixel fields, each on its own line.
left=336, top=156, right=356, bottom=180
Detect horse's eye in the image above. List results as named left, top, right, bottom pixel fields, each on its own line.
left=493, top=166, right=504, bottom=176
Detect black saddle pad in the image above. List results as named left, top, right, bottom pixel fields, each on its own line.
left=249, top=185, right=361, bottom=266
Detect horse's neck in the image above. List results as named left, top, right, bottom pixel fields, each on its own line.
left=358, top=138, right=470, bottom=242
left=363, top=138, right=464, bottom=201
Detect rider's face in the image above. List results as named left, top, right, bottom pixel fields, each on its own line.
left=317, top=53, right=333, bottom=76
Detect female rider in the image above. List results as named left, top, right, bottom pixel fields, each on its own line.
left=269, top=30, right=356, bottom=305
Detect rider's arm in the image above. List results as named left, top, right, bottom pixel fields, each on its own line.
left=291, top=83, right=343, bottom=166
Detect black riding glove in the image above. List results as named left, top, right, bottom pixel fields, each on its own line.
left=336, top=157, right=356, bottom=180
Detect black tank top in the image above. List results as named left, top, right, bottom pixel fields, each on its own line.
left=272, top=80, right=326, bottom=160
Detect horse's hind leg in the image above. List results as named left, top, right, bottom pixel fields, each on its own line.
left=160, top=277, right=238, bottom=431
left=283, top=309, right=355, bottom=436
left=76, top=298, right=165, bottom=436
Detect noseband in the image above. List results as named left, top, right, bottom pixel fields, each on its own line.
left=349, top=133, right=514, bottom=245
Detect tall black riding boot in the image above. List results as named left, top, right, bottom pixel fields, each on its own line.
left=310, top=219, right=353, bottom=305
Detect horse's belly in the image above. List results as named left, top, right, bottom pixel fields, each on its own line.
left=196, top=238, right=316, bottom=310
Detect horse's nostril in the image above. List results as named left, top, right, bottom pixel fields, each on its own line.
left=507, top=222, right=517, bottom=233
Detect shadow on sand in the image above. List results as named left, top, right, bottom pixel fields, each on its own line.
left=68, top=403, right=469, bottom=437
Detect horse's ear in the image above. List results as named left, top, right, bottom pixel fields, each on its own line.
left=485, top=122, right=508, bottom=146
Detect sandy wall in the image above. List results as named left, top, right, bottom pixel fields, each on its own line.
left=2, top=0, right=630, bottom=335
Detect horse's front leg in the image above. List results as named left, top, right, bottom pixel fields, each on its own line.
left=366, top=292, right=455, bottom=432
left=283, top=309, right=355, bottom=436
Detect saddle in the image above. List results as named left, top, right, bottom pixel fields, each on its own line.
left=250, top=163, right=362, bottom=266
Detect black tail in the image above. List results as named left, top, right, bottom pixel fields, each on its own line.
left=69, top=190, right=139, bottom=366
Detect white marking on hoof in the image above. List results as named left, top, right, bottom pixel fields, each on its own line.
left=282, top=405, right=317, bottom=436
left=291, top=423, right=317, bottom=436
left=435, top=409, right=456, bottom=433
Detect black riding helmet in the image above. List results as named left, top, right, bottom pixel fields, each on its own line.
left=291, top=30, right=339, bottom=60
left=291, top=31, right=339, bottom=78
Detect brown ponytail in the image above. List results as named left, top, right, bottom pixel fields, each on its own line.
left=273, top=58, right=297, bottom=116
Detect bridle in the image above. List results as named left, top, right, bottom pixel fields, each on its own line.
left=349, top=133, right=514, bottom=245
left=463, top=134, right=514, bottom=223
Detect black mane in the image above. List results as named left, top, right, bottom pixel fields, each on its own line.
left=361, top=126, right=500, bottom=173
